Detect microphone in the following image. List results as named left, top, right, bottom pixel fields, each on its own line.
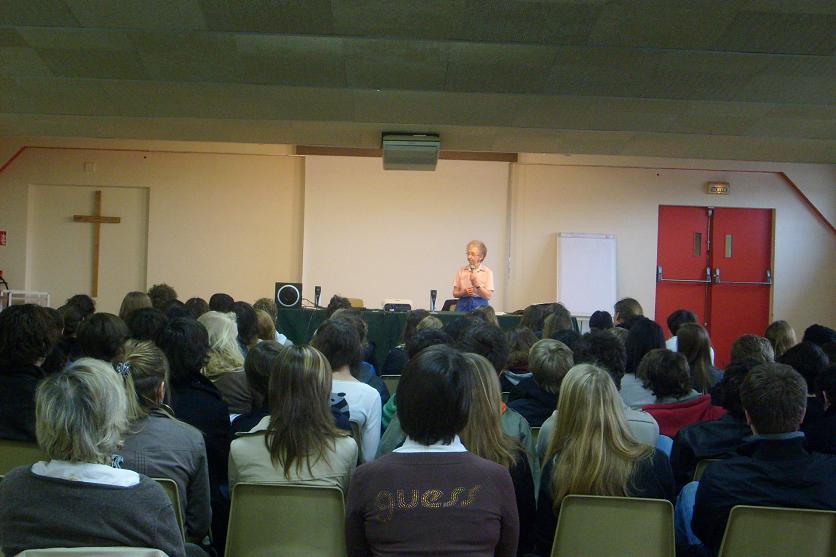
left=314, top=286, right=322, bottom=308
left=430, top=289, right=437, bottom=311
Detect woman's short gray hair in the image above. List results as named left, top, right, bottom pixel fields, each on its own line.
left=35, top=357, right=128, bottom=464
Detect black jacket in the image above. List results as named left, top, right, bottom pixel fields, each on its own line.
left=507, top=376, right=556, bottom=428
left=670, top=414, right=752, bottom=489
left=803, top=406, right=836, bottom=455
left=692, top=435, right=836, bottom=556
left=0, top=364, right=45, bottom=442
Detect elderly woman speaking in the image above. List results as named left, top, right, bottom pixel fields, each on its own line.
left=0, top=358, right=187, bottom=556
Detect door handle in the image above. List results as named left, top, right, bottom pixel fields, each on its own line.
left=713, top=268, right=772, bottom=285
left=656, top=266, right=712, bottom=284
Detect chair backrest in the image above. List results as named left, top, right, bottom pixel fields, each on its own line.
left=381, top=375, right=400, bottom=396
left=552, top=495, right=675, bottom=557
left=717, top=505, right=836, bottom=557
left=152, top=478, right=185, bottom=540
left=225, top=483, right=347, bottom=557
left=16, top=548, right=169, bottom=556
left=0, top=438, right=47, bottom=476
left=693, top=458, right=721, bottom=481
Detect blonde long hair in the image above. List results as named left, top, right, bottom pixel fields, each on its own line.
left=265, top=345, right=347, bottom=478
left=459, top=353, right=520, bottom=468
left=546, top=364, right=653, bottom=511
left=198, top=311, right=245, bottom=378
left=765, top=320, right=797, bottom=359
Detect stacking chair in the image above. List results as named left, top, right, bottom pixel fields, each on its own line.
left=16, top=549, right=169, bottom=556
left=717, top=505, right=836, bottom=557
left=551, top=495, right=675, bottom=557
left=152, top=478, right=185, bottom=540
left=225, top=483, right=347, bottom=557
left=693, top=458, right=721, bottom=481
left=0, top=438, right=47, bottom=476
left=381, top=375, right=400, bottom=396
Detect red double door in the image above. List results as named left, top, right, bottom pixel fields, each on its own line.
left=655, top=206, right=773, bottom=368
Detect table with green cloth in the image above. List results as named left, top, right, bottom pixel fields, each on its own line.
left=275, top=308, right=522, bottom=369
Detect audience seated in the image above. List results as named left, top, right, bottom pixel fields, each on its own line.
left=77, top=312, right=130, bottom=362
left=0, top=304, right=55, bottom=441
left=665, top=309, right=715, bottom=365
left=118, top=291, right=153, bottom=321
left=462, top=353, right=536, bottom=555
left=538, top=330, right=659, bottom=460
left=504, top=326, right=539, bottom=385
left=692, top=363, right=836, bottom=556
left=670, top=358, right=759, bottom=489
left=116, top=339, right=211, bottom=542
left=764, top=319, right=797, bottom=358
left=519, top=304, right=546, bottom=337
left=778, top=341, right=829, bottom=430
left=330, top=310, right=390, bottom=405
left=312, top=319, right=382, bottom=462
left=229, top=345, right=358, bottom=492
left=56, top=303, right=85, bottom=361
left=0, top=358, right=189, bottom=557
left=252, top=297, right=292, bottom=345
left=164, top=299, right=191, bottom=320
left=254, top=308, right=276, bottom=341
left=640, top=349, right=726, bottom=437
left=541, top=303, right=573, bottom=339
left=382, top=309, right=429, bottom=374
left=232, top=301, right=259, bottom=357
left=536, top=364, right=675, bottom=556
left=730, top=334, right=774, bottom=363
left=676, top=323, right=722, bottom=394
left=198, top=310, right=253, bottom=414
left=185, top=297, right=209, bottom=319
left=208, top=292, right=235, bottom=313
left=66, top=293, right=96, bottom=317
left=39, top=307, right=67, bottom=375
left=325, top=294, right=352, bottom=317
left=346, top=345, right=520, bottom=556
left=613, top=297, right=643, bottom=328
left=802, top=323, right=836, bottom=347
left=230, top=340, right=281, bottom=436
left=472, top=304, right=500, bottom=326
left=155, top=317, right=230, bottom=550
left=126, top=307, right=168, bottom=341
left=620, top=316, right=665, bottom=407
left=804, top=364, right=836, bottom=454
left=148, top=283, right=178, bottom=311
left=588, top=309, right=613, bottom=331
left=508, top=339, right=571, bottom=428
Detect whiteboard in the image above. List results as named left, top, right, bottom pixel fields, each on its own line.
left=556, top=233, right=616, bottom=317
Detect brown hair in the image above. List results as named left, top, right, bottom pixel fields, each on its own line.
left=731, top=335, right=774, bottom=364
left=765, top=320, right=797, bottom=359
left=676, top=323, right=714, bottom=393
left=740, top=363, right=806, bottom=434
left=529, top=339, right=574, bottom=394
left=639, top=349, right=691, bottom=399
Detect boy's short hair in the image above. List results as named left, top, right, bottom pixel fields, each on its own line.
left=731, top=335, right=775, bottom=364
left=311, top=318, right=363, bottom=371
left=0, top=304, right=56, bottom=367
left=528, top=339, right=574, bottom=394
left=147, top=283, right=178, bottom=310
left=777, top=341, right=829, bottom=392
left=455, top=322, right=509, bottom=374
left=715, top=358, right=760, bottom=420
left=126, top=308, right=168, bottom=341
left=209, top=293, right=235, bottom=313
left=398, top=345, right=471, bottom=445
left=639, top=348, right=691, bottom=399
left=614, top=297, right=643, bottom=321
left=573, top=330, right=627, bottom=388
left=740, top=363, right=807, bottom=434
left=77, top=313, right=129, bottom=362
left=588, top=310, right=613, bottom=331
left=405, top=328, right=452, bottom=359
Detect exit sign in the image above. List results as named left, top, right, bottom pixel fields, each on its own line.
left=706, top=182, right=730, bottom=195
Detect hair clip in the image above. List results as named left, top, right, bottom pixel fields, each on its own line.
left=114, top=361, right=131, bottom=377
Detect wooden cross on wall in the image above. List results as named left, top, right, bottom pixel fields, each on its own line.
left=73, top=191, right=121, bottom=297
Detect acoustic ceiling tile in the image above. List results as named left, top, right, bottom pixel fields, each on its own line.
left=0, top=47, right=54, bottom=78
left=446, top=42, right=556, bottom=94
left=36, top=47, right=150, bottom=80
left=345, top=39, right=449, bottom=91
left=63, top=0, right=208, bottom=30
left=234, top=35, right=347, bottom=87
left=331, top=0, right=467, bottom=41
left=717, top=10, right=836, bottom=55
left=198, top=0, right=335, bottom=34
left=130, top=31, right=240, bottom=82
left=18, top=27, right=134, bottom=50
left=0, top=0, right=80, bottom=26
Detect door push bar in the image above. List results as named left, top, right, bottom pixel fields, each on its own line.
left=713, top=268, right=773, bottom=285
left=656, top=266, right=712, bottom=284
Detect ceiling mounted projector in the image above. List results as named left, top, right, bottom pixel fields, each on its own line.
left=382, top=133, right=440, bottom=171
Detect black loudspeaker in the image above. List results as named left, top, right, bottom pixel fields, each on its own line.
left=275, top=282, right=302, bottom=309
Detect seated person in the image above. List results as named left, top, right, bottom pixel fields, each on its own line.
left=229, top=345, right=357, bottom=492
left=613, top=297, right=643, bottom=329
left=537, top=330, right=659, bottom=460
left=666, top=309, right=715, bottom=364
left=76, top=312, right=130, bottom=362
left=730, top=334, right=774, bottom=364
left=117, top=340, right=211, bottom=543
left=462, top=353, right=536, bottom=555
left=208, top=292, right=235, bottom=313
left=232, top=301, right=260, bottom=357
left=126, top=307, right=168, bottom=341
left=640, top=349, right=726, bottom=438
left=149, top=283, right=178, bottom=311
left=541, top=303, right=573, bottom=340
left=804, top=364, right=836, bottom=454
left=118, top=291, right=153, bottom=322
left=504, top=326, right=538, bottom=377
left=778, top=341, right=829, bottom=429
left=345, top=345, right=519, bottom=556
left=764, top=320, right=797, bottom=358
left=56, top=303, right=85, bottom=362
left=692, top=363, right=836, bottom=556
left=330, top=310, right=390, bottom=405
left=0, top=358, right=188, bottom=557
left=185, top=297, right=209, bottom=320
left=519, top=305, right=546, bottom=338
left=802, top=324, right=836, bottom=347
left=198, top=311, right=253, bottom=414
left=670, top=358, right=759, bottom=489
left=588, top=310, right=613, bottom=331
left=536, top=364, right=675, bottom=556
left=312, top=319, right=382, bottom=461
left=0, top=304, right=55, bottom=441
left=676, top=323, right=722, bottom=394
left=508, top=339, right=572, bottom=428
left=620, top=317, right=665, bottom=408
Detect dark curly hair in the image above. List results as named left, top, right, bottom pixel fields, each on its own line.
left=639, top=348, right=691, bottom=399
left=148, top=283, right=178, bottom=310
left=574, top=330, right=627, bottom=388
left=154, top=317, right=210, bottom=387
left=0, top=304, right=57, bottom=368
left=455, top=322, right=509, bottom=374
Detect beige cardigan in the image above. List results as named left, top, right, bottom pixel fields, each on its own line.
left=228, top=416, right=358, bottom=493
